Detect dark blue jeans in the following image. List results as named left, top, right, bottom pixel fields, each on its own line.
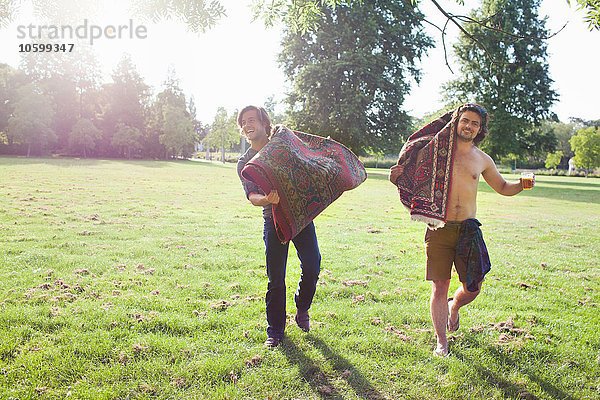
left=263, top=218, right=321, bottom=340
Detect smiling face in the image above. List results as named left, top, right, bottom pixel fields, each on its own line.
left=239, top=108, right=269, bottom=143
left=456, top=110, right=482, bottom=142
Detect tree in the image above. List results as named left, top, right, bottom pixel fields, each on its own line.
left=443, top=0, right=558, bottom=159
left=69, top=118, right=101, bottom=157
left=519, top=122, right=558, bottom=160
left=187, top=96, right=203, bottom=138
left=0, top=64, right=16, bottom=140
left=263, top=95, right=285, bottom=126
left=19, top=48, right=97, bottom=152
left=549, top=121, right=577, bottom=157
left=254, top=0, right=600, bottom=33
left=279, top=0, right=432, bottom=155
left=129, top=0, right=226, bottom=32
left=545, top=150, right=563, bottom=169
left=0, top=65, right=31, bottom=154
left=3, top=0, right=597, bottom=34
left=521, top=120, right=579, bottom=165
left=570, top=126, right=600, bottom=174
left=39, top=75, right=78, bottom=152
left=147, top=68, right=190, bottom=159
left=66, top=46, right=102, bottom=119
left=19, top=41, right=101, bottom=102
left=111, top=123, right=143, bottom=159
left=7, top=84, right=56, bottom=156
left=160, top=104, right=195, bottom=159
left=204, top=107, right=239, bottom=163
left=570, top=117, right=600, bottom=128
left=21, top=45, right=101, bottom=124
left=1, top=0, right=226, bottom=31
left=101, top=55, right=150, bottom=157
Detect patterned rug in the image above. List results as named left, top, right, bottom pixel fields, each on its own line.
left=241, top=126, right=367, bottom=243
left=392, top=110, right=457, bottom=229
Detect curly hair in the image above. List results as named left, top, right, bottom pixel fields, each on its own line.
left=452, top=103, right=489, bottom=145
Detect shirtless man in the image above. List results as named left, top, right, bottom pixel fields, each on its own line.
left=390, top=103, right=534, bottom=356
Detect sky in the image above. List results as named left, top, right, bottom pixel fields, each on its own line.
left=0, top=0, right=598, bottom=124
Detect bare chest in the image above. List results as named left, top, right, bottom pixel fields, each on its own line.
left=451, top=152, right=485, bottom=190
left=447, top=151, right=484, bottom=219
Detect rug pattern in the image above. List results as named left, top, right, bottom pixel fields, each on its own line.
left=394, top=111, right=456, bottom=228
left=242, top=126, right=366, bottom=242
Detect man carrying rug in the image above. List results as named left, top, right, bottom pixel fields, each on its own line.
left=390, top=103, right=534, bottom=357
left=236, top=105, right=321, bottom=348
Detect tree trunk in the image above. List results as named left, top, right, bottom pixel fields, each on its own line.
left=79, top=88, right=83, bottom=119
left=27, top=143, right=31, bottom=157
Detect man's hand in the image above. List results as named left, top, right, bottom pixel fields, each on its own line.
left=530, top=174, right=536, bottom=189
left=249, top=190, right=280, bottom=206
left=519, top=173, right=536, bottom=191
left=265, top=190, right=280, bottom=204
left=389, top=164, right=404, bottom=185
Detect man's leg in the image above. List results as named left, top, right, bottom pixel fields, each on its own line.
left=291, top=222, right=321, bottom=331
left=263, top=218, right=289, bottom=343
left=431, top=279, right=451, bottom=356
left=425, top=225, right=458, bottom=355
left=448, top=282, right=481, bottom=331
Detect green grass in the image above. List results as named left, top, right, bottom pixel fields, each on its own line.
left=0, top=156, right=598, bottom=399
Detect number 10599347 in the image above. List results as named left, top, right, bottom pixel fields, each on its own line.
left=19, top=43, right=74, bottom=52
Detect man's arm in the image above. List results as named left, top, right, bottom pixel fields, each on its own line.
left=248, top=190, right=280, bottom=206
left=389, top=164, right=403, bottom=184
left=239, top=156, right=278, bottom=206
left=481, top=154, right=531, bottom=196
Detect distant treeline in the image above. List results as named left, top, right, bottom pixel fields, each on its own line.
left=0, top=54, right=228, bottom=159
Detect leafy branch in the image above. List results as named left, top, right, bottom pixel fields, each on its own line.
left=422, top=0, right=568, bottom=72
left=566, top=0, right=600, bottom=30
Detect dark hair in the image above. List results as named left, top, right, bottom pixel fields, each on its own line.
left=237, top=105, right=272, bottom=136
left=452, top=103, right=489, bottom=145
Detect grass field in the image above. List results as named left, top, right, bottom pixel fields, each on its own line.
left=0, top=156, right=598, bottom=399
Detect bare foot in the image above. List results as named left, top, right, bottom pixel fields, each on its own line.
left=433, top=344, right=448, bottom=357
left=447, top=298, right=460, bottom=332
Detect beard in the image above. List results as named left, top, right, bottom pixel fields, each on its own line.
left=457, top=128, right=477, bottom=142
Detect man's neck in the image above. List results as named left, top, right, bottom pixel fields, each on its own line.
left=251, top=137, right=268, bottom=151
left=456, top=139, right=475, bottom=153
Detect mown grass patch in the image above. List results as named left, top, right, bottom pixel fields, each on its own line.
left=0, top=157, right=598, bottom=399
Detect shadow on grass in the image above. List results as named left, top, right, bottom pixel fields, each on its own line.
left=0, top=156, right=170, bottom=168
left=478, top=183, right=599, bottom=204
left=453, top=348, right=575, bottom=400
left=366, top=168, right=599, bottom=204
left=281, top=335, right=385, bottom=399
left=0, top=156, right=103, bottom=167
left=535, top=179, right=600, bottom=189
left=0, top=156, right=235, bottom=170
left=365, top=170, right=392, bottom=182
left=120, top=158, right=232, bottom=169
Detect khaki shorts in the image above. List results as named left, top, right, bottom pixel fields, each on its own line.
left=424, top=221, right=467, bottom=282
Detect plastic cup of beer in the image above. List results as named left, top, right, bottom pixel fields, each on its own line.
left=521, top=172, right=534, bottom=190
